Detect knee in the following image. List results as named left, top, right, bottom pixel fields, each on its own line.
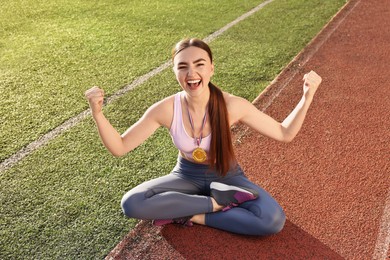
left=247, top=202, right=286, bottom=236
left=249, top=207, right=285, bottom=236
left=263, top=208, right=286, bottom=235
left=120, top=192, right=140, bottom=218
left=271, top=210, right=286, bottom=234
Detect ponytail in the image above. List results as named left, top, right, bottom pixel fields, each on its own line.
left=208, top=82, right=236, bottom=176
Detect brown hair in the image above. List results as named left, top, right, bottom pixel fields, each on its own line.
left=172, top=38, right=236, bottom=176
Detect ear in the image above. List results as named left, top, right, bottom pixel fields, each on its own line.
left=210, top=63, right=215, bottom=77
left=172, top=64, right=178, bottom=74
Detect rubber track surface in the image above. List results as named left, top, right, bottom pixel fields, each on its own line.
left=106, top=0, right=390, bottom=259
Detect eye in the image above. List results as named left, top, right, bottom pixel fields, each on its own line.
left=177, top=66, right=186, bottom=70
left=197, top=63, right=205, bottom=67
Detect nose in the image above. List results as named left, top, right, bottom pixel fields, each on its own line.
left=187, top=66, right=197, bottom=77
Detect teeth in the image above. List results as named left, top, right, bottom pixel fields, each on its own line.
left=187, top=79, right=201, bottom=84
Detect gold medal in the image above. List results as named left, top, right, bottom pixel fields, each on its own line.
left=192, top=147, right=207, bottom=163
left=184, top=96, right=209, bottom=163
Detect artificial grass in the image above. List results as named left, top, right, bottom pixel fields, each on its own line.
left=0, top=0, right=261, bottom=161
left=0, top=0, right=346, bottom=259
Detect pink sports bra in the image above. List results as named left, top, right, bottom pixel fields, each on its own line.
left=170, top=92, right=211, bottom=161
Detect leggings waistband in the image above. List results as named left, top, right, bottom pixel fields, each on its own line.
left=172, top=156, right=243, bottom=179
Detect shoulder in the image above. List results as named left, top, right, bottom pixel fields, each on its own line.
left=150, top=94, right=175, bottom=110
left=144, top=94, right=176, bottom=128
left=223, top=92, right=253, bottom=125
left=223, top=91, right=249, bottom=106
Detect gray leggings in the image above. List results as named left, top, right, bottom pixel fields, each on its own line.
left=121, top=156, right=285, bottom=236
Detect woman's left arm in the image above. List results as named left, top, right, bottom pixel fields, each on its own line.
left=235, top=70, right=322, bottom=142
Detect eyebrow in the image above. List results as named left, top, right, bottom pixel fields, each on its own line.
left=177, top=58, right=207, bottom=66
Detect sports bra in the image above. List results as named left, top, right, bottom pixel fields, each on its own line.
left=170, top=92, right=211, bottom=161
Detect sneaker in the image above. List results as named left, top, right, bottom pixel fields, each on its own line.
left=152, top=216, right=193, bottom=227
left=210, top=182, right=259, bottom=212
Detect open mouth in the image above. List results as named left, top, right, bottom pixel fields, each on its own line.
left=187, top=79, right=202, bottom=89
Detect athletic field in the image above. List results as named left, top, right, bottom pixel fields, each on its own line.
left=1, top=0, right=351, bottom=258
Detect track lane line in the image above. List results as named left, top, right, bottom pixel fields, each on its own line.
left=373, top=188, right=390, bottom=260
left=253, top=0, right=361, bottom=113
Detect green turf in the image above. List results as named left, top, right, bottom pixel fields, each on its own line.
left=0, top=0, right=346, bottom=258
left=0, top=0, right=261, bottom=161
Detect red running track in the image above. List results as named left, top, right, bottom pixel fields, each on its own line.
left=106, top=0, right=390, bottom=259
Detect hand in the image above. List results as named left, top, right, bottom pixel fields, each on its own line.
left=303, top=70, right=322, bottom=99
left=85, top=86, right=105, bottom=115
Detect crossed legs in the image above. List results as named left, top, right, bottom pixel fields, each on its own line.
left=121, top=171, right=285, bottom=236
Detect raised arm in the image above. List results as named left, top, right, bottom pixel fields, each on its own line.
left=231, top=70, right=322, bottom=142
left=85, top=86, right=170, bottom=157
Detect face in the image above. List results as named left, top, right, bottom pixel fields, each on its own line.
left=173, top=46, right=214, bottom=97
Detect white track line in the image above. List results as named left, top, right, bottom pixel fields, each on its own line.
left=0, top=0, right=275, bottom=173
left=203, top=0, right=275, bottom=44
left=234, top=0, right=361, bottom=144
left=254, top=0, right=361, bottom=113
left=373, top=188, right=390, bottom=260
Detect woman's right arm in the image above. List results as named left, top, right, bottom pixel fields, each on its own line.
left=85, top=86, right=164, bottom=157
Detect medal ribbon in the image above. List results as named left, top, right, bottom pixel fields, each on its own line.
left=184, top=97, right=207, bottom=146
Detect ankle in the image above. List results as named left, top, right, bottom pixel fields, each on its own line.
left=190, top=214, right=205, bottom=225
left=211, top=197, right=224, bottom=212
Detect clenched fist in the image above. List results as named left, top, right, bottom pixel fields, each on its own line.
left=303, top=70, right=322, bottom=99
left=85, top=86, right=105, bottom=115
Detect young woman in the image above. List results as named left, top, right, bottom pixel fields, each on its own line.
left=85, top=38, right=322, bottom=236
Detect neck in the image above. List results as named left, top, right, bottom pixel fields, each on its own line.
left=184, top=88, right=210, bottom=112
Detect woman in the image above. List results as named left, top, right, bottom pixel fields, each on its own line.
left=85, top=38, right=322, bottom=236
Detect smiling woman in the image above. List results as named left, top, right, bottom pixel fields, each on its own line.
left=85, top=38, right=322, bottom=235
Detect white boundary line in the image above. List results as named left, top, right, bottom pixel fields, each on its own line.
left=373, top=188, right=390, bottom=260
left=203, top=0, right=275, bottom=44
left=254, top=0, right=361, bottom=113
left=234, top=0, right=361, bottom=144
left=0, top=0, right=276, bottom=173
